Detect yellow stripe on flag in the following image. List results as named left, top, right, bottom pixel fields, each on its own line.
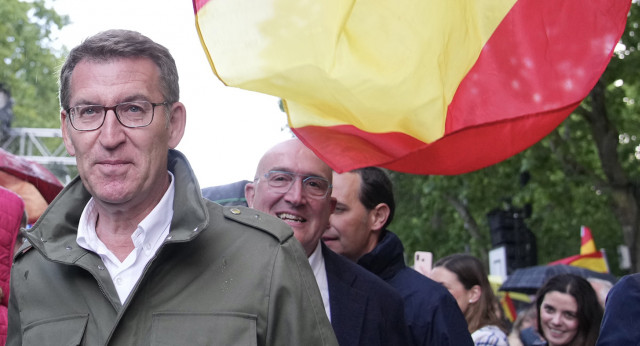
left=196, top=0, right=517, bottom=142
left=549, top=251, right=610, bottom=274
left=570, top=252, right=609, bottom=274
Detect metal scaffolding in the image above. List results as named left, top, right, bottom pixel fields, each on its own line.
left=1, top=127, right=76, bottom=166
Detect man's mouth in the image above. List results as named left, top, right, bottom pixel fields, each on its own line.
left=276, top=212, right=306, bottom=223
left=322, top=234, right=338, bottom=242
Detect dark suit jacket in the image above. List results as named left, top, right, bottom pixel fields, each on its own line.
left=596, top=273, right=639, bottom=346
left=358, top=231, right=473, bottom=346
left=322, top=243, right=411, bottom=346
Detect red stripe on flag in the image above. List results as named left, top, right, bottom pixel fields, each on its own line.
left=447, top=0, right=629, bottom=132
left=581, top=226, right=594, bottom=247
left=292, top=126, right=424, bottom=172
left=550, top=251, right=604, bottom=266
left=192, top=0, right=211, bottom=14
left=294, top=101, right=574, bottom=174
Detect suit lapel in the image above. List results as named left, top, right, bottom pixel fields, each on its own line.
left=323, top=243, right=367, bottom=346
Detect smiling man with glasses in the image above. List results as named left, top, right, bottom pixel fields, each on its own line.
left=245, top=138, right=411, bottom=346
left=7, top=30, right=337, bottom=346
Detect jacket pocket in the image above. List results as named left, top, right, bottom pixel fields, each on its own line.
left=23, top=314, right=88, bottom=346
left=151, top=312, right=257, bottom=346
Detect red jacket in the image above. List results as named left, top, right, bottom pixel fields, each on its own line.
left=0, top=187, right=24, bottom=345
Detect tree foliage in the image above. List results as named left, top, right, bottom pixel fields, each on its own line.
left=0, top=0, right=68, bottom=130
left=391, top=3, right=640, bottom=276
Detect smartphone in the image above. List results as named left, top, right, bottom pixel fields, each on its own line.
left=413, top=251, right=432, bottom=277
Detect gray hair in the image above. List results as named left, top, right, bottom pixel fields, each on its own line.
left=59, top=29, right=179, bottom=110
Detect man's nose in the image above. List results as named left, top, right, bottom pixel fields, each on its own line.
left=99, top=109, right=126, bottom=147
left=284, top=178, right=305, bottom=205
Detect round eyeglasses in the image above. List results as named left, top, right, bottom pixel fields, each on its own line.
left=66, top=101, right=170, bottom=131
left=261, top=170, right=332, bottom=199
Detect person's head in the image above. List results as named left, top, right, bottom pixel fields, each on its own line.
left=430, top=253, right=504, bottom=334
left=512, top=304, right=538, bottom=334
left=324, top=167, right=394, bottom=261
left=245, top=138, right=336, bottom=256
left=59, top=29, right=186, bottom=215
left=535, top=274, right=603, bottom=346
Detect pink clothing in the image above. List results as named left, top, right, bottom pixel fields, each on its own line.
left=0, top=187, right=25, bottom=345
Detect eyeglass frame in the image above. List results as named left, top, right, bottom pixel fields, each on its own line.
left=65, top=101, right=171, bottom=131
left=259, top=170, right=333, bottom=199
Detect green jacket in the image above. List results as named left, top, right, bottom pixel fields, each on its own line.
left=7, top=150, right=338, bottom=346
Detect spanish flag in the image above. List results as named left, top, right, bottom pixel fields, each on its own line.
left=549, top=251, right=609, bottom=274
left=549, top=226, right=610, bottom=273
left=193, top=0, right=630, bottom=174
left=500, top=292, right=518, bottom=323
left=580, top=225, right=597, bottom=255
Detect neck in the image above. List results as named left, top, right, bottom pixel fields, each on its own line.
left=91, top=173, right=171, bottom=259
left=94, top=212, right=139, bottom=261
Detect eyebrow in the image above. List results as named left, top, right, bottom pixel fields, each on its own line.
left=268, top=168, right=326, bottom=178
left=71, top=94, right=150, bottom=106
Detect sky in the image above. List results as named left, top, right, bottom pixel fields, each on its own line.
left=51, top=0, right=294, bottom=188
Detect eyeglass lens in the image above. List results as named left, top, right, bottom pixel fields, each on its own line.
left=266, top=171, right=330, bottom=197
left=69, top=101, right=156, bottom=131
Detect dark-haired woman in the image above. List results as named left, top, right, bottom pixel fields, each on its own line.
left=535, top=274, right=602, bottom=346
left=431, top=254, right=508, bottom=346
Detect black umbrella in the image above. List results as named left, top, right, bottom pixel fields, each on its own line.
left=498, top=264, right=617, bottom=295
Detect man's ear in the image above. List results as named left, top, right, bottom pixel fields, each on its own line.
left=167, top=102, right=186, bottom=148
left=245, top=182, right=256, bottom=208
left=61, top=111, right=76, bottom=157
left=370, top=203, right=390, bottom=231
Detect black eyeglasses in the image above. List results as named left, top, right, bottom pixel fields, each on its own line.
left=66, top=101, right=170, bottom=131
left=261, top=170, right=332, bottom=199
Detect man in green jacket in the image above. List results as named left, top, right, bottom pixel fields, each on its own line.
left=7, top=29, right=338, bottom=346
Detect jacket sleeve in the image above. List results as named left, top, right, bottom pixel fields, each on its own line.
left=384, top=291, right=413, bottom=346
left=596, top=274, right=640, bottom=346
left=265, top=235, right=338, bottom=346
left=426, top=290, right=474, bottom=346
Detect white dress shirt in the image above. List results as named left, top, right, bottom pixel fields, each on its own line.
left=308, top=241, right=331, bottom=321
left=76, top=172, right=175, bottom=304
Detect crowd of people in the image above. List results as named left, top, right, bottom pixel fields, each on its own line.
left=1, top=28, right=638, bottom=346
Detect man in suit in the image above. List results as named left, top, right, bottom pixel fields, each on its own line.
left=324, top=167, right=473, bottom=345
left=246, top=138, right=411, bottom=346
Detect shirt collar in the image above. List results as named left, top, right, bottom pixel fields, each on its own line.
left=307, top=241, right=323, bottom=273
left=77, top=171, right=175, bottom=256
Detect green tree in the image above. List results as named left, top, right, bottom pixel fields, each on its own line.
left=391, top=3, right=640, bottom=276
left=0, top=0, right=68, bottom=131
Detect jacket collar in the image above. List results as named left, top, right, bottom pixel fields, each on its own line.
left=23, top=149, right=209, bottom=264
left=357, top=230, right=406, bottom=280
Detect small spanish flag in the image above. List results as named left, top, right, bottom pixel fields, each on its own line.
left=549, top=226, right=610, bottom=273
left=193, top=0, right=630, bottom=174
left=500, top=292, right=518, bottom=323
left=549, top=251, right=610, bottom=274
left=580, top=226, right=597, bottom=255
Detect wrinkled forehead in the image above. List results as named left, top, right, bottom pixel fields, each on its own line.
left=257, top=140, right=333, bottom=180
